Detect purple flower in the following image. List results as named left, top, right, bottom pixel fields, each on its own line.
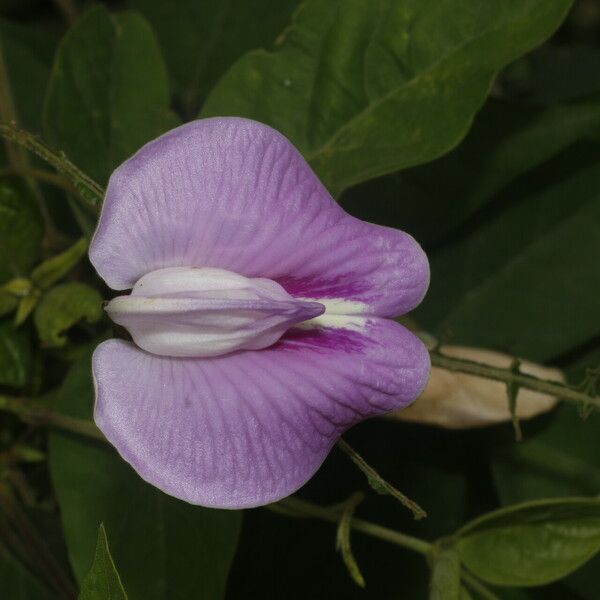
left=89, top=117, right=430, bottom=509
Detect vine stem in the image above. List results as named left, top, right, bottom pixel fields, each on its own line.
left=0, top=395, right=104, bottom=441
left=429, top=350, right=599, bottom=409
left=274, top=496, right=432, bottom=555
left=0, top=121, right=103, bottom=212
left=0, top=166, right=78, bottom=196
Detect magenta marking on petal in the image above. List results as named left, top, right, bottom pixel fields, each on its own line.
left=277, top=274, right=370, bottom=302
left=281, top=327, right=369, bottom=353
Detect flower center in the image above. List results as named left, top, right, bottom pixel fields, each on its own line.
left=104, top=267, right=325, bottom=358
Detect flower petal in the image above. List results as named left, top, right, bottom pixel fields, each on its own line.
left=93, top=319, right=429, bottom=508
left=90, top=117, right=428, bottom=317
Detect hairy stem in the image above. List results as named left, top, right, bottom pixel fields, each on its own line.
left=430, top=350, right=599, bottom=409
left=274, top=496, right=432, bottom=555
left=0, top=122, right=103, bottom=211
left=336, top=438, right=426, bottom=519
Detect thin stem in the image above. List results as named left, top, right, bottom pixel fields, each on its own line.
left=275, top=496, right=432, bottom=555
left=0, top=166, right=78, bottom=196
left=430, top=350, right=600, bottom=409
left=0, top=122, right=103, bottom=212
left=335, top=492, right=366, bottom=587
left=0, top=395, right=104, bottom=441
left=336, top=438, right=426, bottom=519
left=461, top=570, right=502, bottom=600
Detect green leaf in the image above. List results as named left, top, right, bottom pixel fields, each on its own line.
left=43, top=5, right=178, bottom=186
left=31, top=237, right=88, bottom=290
left=429, top=543, right=461, bottom=600
left=0, top=177, right=43, bottom=284
left=0, top=318, right=31, bottom=387
left=455, top=498, right=600, bottom=586
left=79, top=524, right=128, bottom=600
left=49, top=353, right=242, bottom=600
left=202, top=0, right=572, bottom=195
left=420, top=161, right=600, bottom=361
left=34, top=282, right=102, bottom=348
left=128, top=0, right=298, bottom=115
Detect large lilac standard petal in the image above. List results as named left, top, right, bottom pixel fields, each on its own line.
left=93, top=320, right=430, bottom=508
left=89, top=117, right=428, bottom=318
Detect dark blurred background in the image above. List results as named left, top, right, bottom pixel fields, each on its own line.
left=1, top=1, right=599, bottom=599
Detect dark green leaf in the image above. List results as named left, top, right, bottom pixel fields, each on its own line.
left=0, top=18, right=57, bottom=134
left=0, top=176, right=43, bottom=284
left=420, top=162, right=600, bottom=361
left=456, top=498, right=600, bottom=586
left=49, top=353, right=242, bottom=600
left=342, top=98, right=600, bottom=246
left=43, top=5, right=178, bottom=185
left=128, top=0, right=298, bottom=115
left=501, top=45, right=600, bottom=105
left=0, top=318, right=31, bottom=387
left=429, top=544, right=461, bottom=600
left=202, top=0, right=572, bottom=195
left=34, top=282, right=102, bottom=347
left=79, top=524, right=128, bottom=600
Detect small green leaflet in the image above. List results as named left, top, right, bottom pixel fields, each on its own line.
left=79, top=524, right=128, bottom=600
